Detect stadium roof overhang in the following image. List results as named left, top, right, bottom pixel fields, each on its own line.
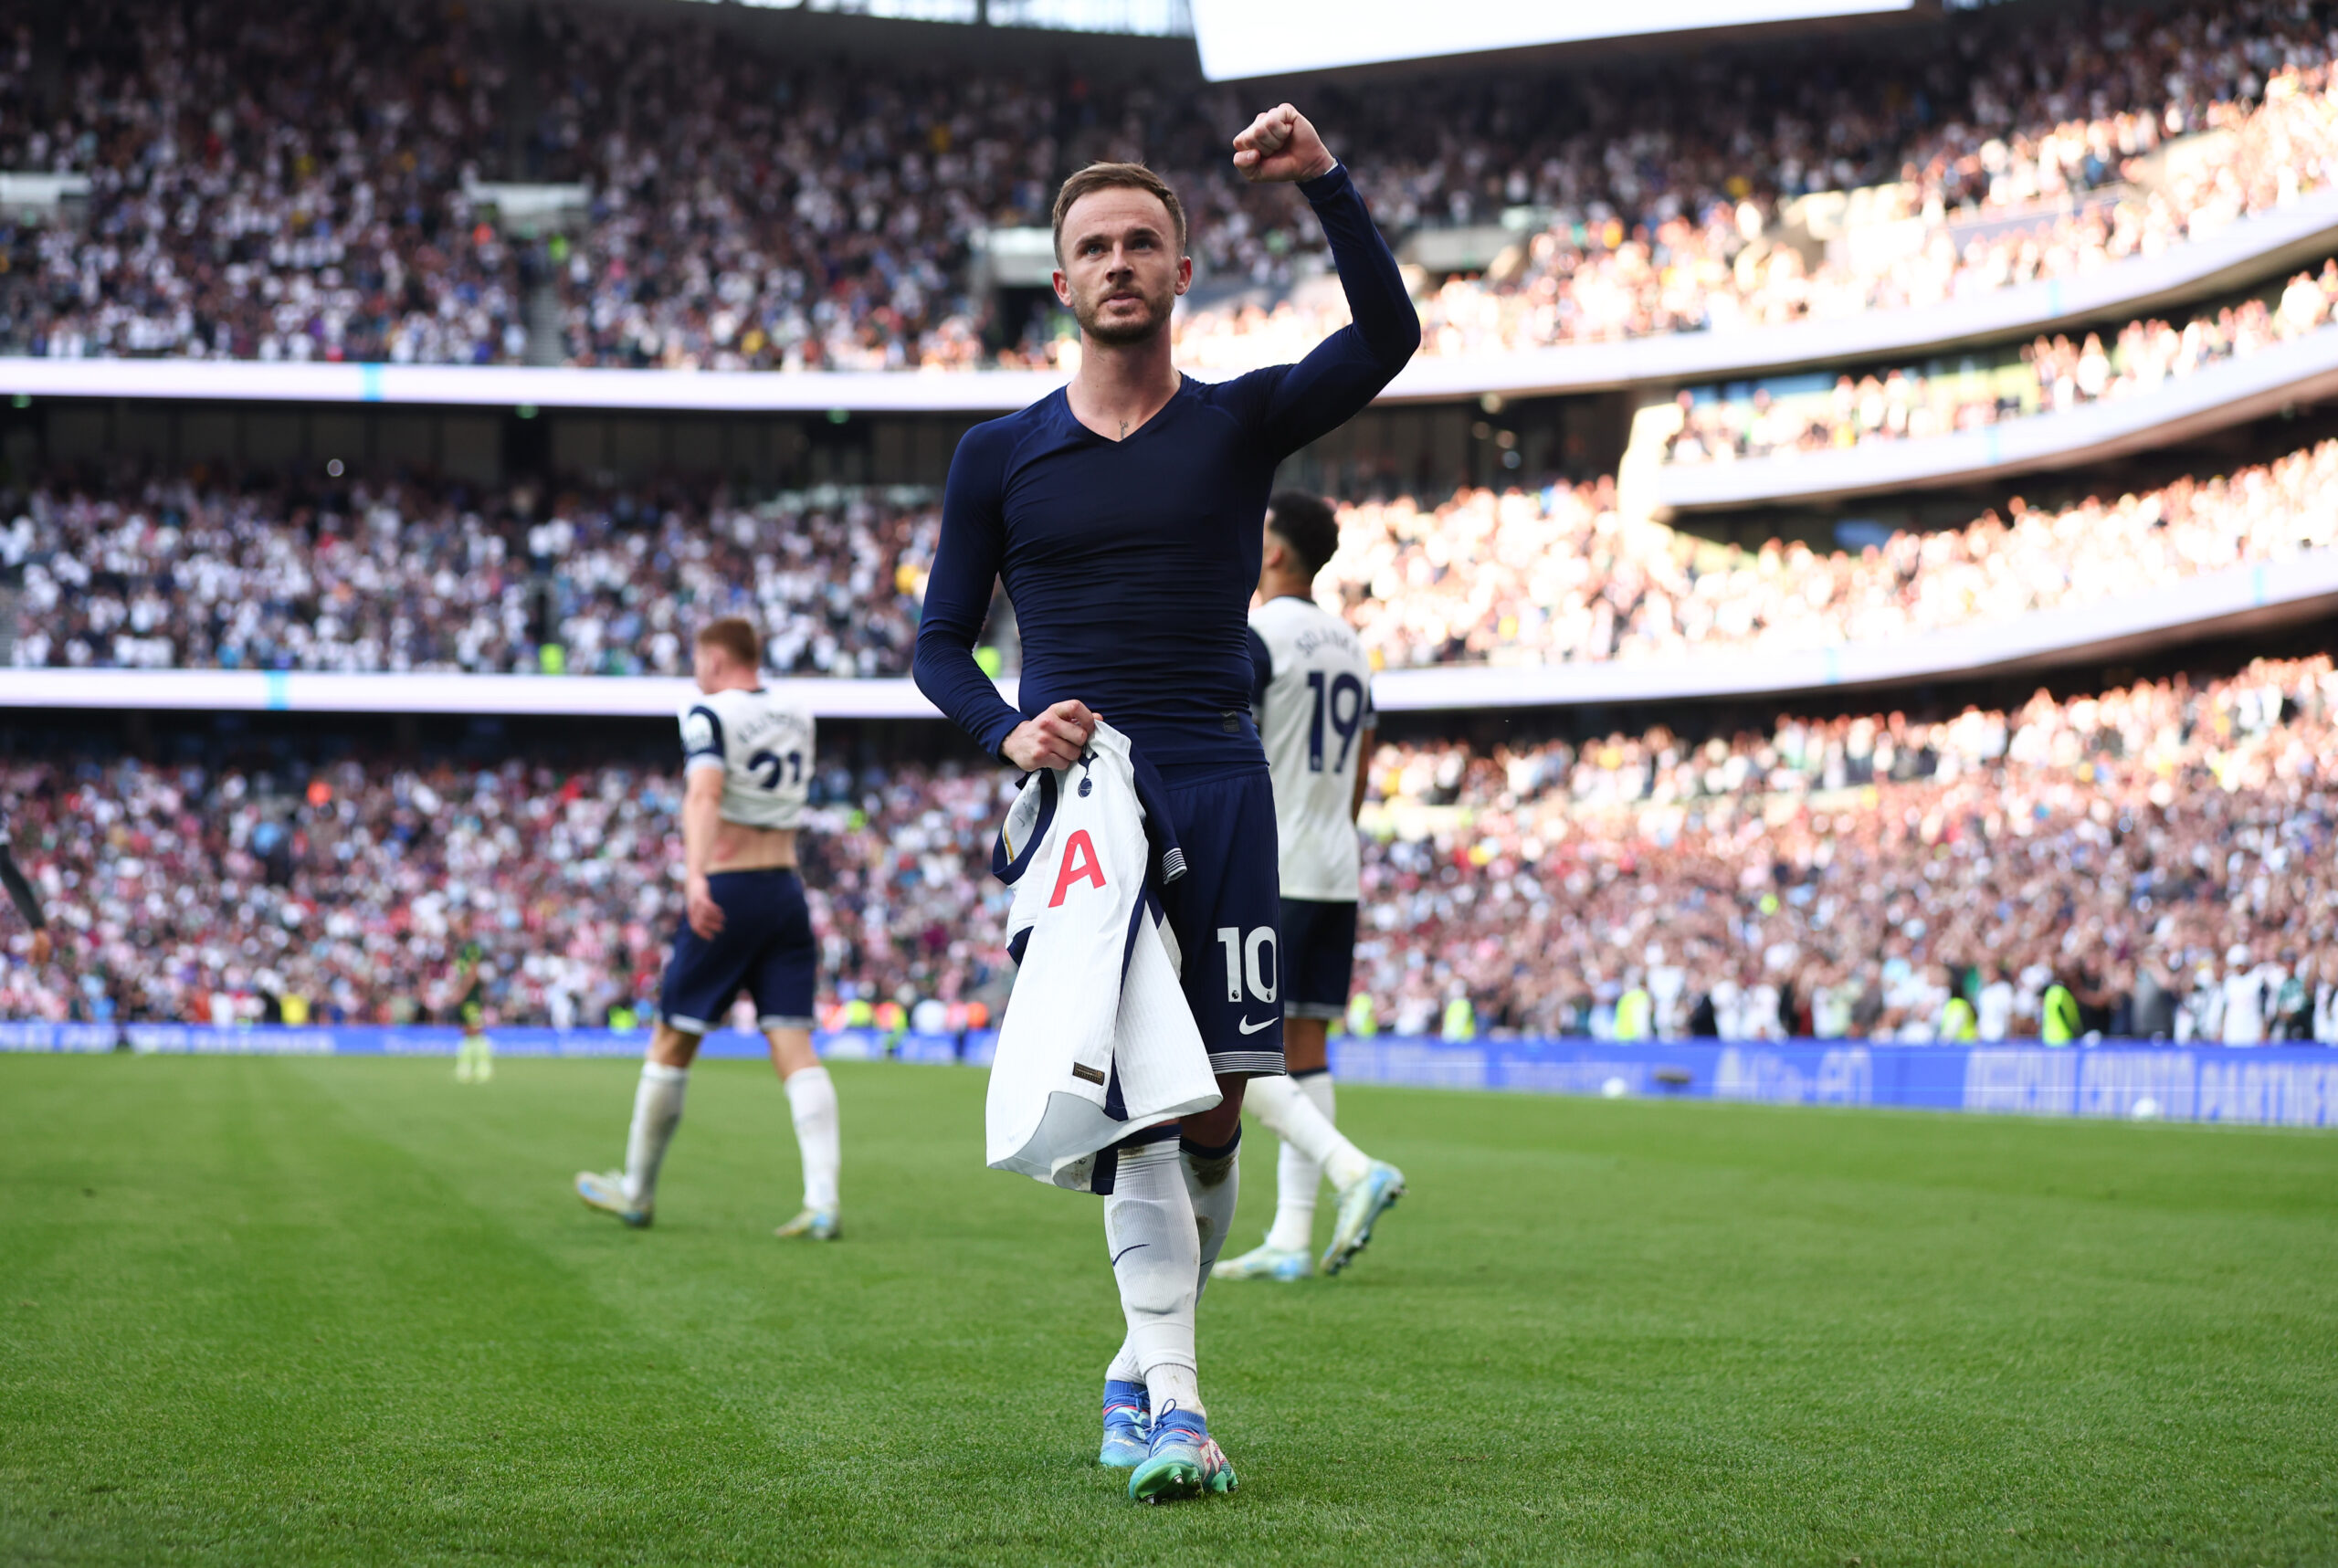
left=10, top=552, right=2333, bottom=719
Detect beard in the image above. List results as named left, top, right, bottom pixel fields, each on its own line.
left=1070, top=280, right=1173, bottom=346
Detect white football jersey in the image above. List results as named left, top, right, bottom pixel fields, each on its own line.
left=1249, top=595, right=1374, bottom=902
left=678, top=686, right=814, bottom=830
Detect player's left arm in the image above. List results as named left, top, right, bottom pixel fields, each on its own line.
left=1351, top=716, right=1376, bottom=823
left=0, top=839, right=51, bottom=965
left=680, top=766, right=727, bottom=940
left=1232, top=103, right=1421, bottom=457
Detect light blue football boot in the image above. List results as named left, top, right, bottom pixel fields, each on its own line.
left=575, top=1170, right=652, bottom=1228
left=1128, top=1407, right=1237, bottom=1503
left=1099, top=1379, right=1151, bottom=1468
left=1322, top=1160, right=1406, bottom=1276
left=1212, top=1241, right=1312, bottom=1281
left=774, top=1207, right=841, bottom=1240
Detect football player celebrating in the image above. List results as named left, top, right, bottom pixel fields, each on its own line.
left=576, top=617, right=841, bottom=1239
left=914, top=103, right=1417, bottom=1501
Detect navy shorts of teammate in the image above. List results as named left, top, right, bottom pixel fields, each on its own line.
left=1277, top=895, right=1357, bottom=1023
left=658, top=867, right=817, bottom=1034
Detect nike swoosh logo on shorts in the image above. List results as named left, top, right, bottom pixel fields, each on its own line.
left=1237, top=1016, right=1276, bottom=1035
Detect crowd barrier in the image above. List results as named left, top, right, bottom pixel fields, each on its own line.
left=3, top=1024, right=2329, bottom=1130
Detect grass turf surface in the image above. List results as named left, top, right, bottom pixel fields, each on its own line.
left=1, top=1057, right=2334, bottom=1566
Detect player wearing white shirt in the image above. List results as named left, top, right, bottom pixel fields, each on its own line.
left=575, top=617, right=843, bottom=1238
left=1216, top=492, right=1406, bottom=1283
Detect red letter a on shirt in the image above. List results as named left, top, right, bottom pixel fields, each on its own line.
left=1048, top=829, right=1108, bottom=908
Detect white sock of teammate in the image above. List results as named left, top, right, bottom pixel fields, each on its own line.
left=1248, top=1069, right=1371, bottom=1209
left=623, top=1061, right=690, bottom=1206
left=1102, top=1138, right=1205, bottom=1418
left=1260, top=1069, right=1339, bottom=1252
left=782, top=1065, right=841, bottom=1213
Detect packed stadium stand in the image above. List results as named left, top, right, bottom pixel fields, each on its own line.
left=5, top=0, right=2338, bottom=373
left=1662, top=264, right=2338, bottom=466
left=7, top=657, right=2336, bottom=1047
left=10, top=434, right=2335, bottom=679
left=5, top=473, right=940, bottom=677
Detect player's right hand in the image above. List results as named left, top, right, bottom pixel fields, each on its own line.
left=1001, top=700, right=1099, bottom=772
left=28, top=929, right=51, bottom=965
left=685, top=874, right=726, bottom=940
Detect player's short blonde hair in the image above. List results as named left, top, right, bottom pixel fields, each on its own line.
left=695, top=616, right=762, bottom=670
left=1051, top=162, right=1187, bottom=264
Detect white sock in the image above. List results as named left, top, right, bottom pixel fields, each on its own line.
left=1248, top=1070, right=1371, bottom=1194
left=1103, top=1139, right=1204, bottom=1418
left=623, top=1061, right=690, bottom=1205
left=783, top=1065, right=841, bottom=1212
left=1262, top=1071, right=1336, bottom=1252
left=1182, top=1130, right=1241, bottom=1300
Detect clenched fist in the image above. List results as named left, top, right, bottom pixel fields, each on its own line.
left=1231, top=103, right=1336, bottom=184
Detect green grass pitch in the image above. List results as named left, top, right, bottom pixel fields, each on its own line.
left=3, top=1056, right=2335, bottom=1566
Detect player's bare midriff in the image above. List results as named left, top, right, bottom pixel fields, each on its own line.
left=706, top=820, right=797, bottom=874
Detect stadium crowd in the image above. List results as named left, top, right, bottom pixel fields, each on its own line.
left=1663, top=262, right=2338, bottom=463
left=0, top=0, right=529, bottom=363
left=5, top=477, right=935, bottom=677
left=1323, top=437, right=2338, bottom=668
left=8, top=0, right=2338, bottom=369
left=14, top=431, right=2338, bottom=677
left=4, top=660, right=2335, bottom=1047
left=1353, top=656, right=2338, bottom=1046
left=1180, top=27, right=2338, bottom=369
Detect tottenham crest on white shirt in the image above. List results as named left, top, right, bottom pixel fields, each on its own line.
left=1249, top=595, right=1374, bottom=902
left=677, top=687, right=814, bottom=830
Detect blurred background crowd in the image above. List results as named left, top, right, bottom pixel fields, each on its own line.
left=12, top=431, right=2337, bottom=676
left=7, top=0, right=2338, bottom=370
left=5, top=476, right=938, bottom=677
left=1663, top=261, right=2338, bottom=464
left=6, top=658, right=2336, bottom=1046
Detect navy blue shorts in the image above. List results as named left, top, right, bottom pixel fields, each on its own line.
left=658, top=868, right=816, bottom=1034
left=1280, top=897, right=1357, bottom=1019
left=1159, top=766, right=1284, bottom=1078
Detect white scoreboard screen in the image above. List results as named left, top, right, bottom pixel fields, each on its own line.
left=1190, top=0, right=1921, bottom=81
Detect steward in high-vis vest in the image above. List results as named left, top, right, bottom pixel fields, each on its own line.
left=2041, top=981, right=2081, bottom=1045
left=1615, top=984, right=1654, bottom=1041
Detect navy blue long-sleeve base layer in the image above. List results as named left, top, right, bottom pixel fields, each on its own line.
left=912, top=163, right=1419, bottom=779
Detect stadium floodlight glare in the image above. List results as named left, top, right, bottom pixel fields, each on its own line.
left=1189, top=0, right=1915, bottom=80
